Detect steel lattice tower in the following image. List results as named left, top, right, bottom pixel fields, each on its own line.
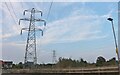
left=19, top=8, right=46, bottom=67
left=52, top=50, right=57, bottom=64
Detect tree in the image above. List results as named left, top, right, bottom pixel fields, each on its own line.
left=18, top=62, right=23, bottom=69
left=107, top=57, right=116, bottom=66
left=56, top=57, right=88, bottom=68
left=79, top=58, right=87, bottom=67
left=96, top=56, right=106, bottom=66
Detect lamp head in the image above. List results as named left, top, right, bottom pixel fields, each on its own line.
left=107, top=18, right=113, bottom=21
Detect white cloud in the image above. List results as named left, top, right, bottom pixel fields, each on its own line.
left=1, top=2, right=112, bottom=40
left=38, top=13, right=108, bottom=45
left=1, top=2, right=114, bottom=45
left=37, top=3, right=115, bottom=45
left=2, top=41, right=25, bottom=47
left=1, top=2, right=22, bottom=39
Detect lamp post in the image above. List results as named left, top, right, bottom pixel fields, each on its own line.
left=107, top=17, right=120, bottom=74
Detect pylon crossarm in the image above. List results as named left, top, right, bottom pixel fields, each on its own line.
left=34, top=10, right=42, bottom=16
left=34, top=19, right=46, bottom=26
left=24, top=9, right=42, bottom=16
left=35, top=28, right=44, bottom=36
left=23, top=10, right=31, bottom=15
left=20, top=28, right=29, bottom=35
left=19, top=18, right=30, bottom=25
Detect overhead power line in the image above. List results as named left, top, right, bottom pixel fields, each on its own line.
left=9, top=1, right=18, bottom=19
left=4, top=2, right=18, bottom=25
left=46, top=1, right=53, bottom=21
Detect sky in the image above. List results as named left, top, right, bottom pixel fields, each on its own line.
left=0, top=0, right=120, bottom=64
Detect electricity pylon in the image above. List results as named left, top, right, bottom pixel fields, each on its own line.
left=52, top=50, right=57, bottom=64
left=19, top=8, right=46, bottom=68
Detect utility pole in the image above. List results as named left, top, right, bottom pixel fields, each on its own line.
left=19, top=8, right=46, bottom=68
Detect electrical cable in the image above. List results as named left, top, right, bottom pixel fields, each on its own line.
left=46, top=1, right=53, bottom=21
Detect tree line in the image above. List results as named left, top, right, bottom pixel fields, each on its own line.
left=12, top=56, right=118, bottom=69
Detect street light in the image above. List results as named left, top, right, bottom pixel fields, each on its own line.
left=107, top=17, right=120, bottom=74
left=107, top=18, right=118, bottom=52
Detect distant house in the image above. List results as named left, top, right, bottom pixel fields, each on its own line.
left=0, top=60, right=4, bottom=69
left=0, top=60, right=13, bottom=69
